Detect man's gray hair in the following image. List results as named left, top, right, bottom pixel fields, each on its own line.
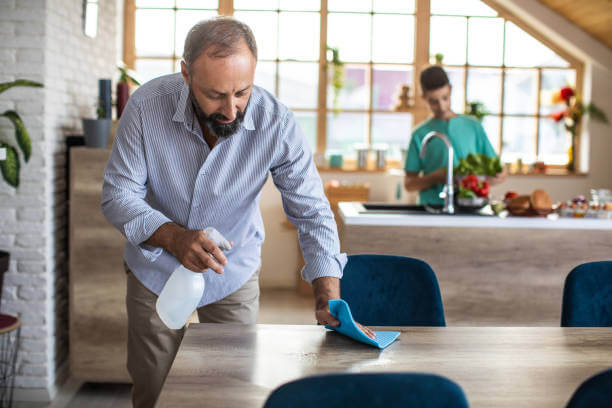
left=183, top=16, right=257, bottom=73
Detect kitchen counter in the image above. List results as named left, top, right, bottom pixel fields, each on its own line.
left=338, top=202, right=612, bottom=326
left=339, top=202, right=612, bottom=230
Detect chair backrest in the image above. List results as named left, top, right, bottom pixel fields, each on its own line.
left=340, top=254, right=445, bottom=326
left=566, top=369, right=612, bottom=408
left=263, top=373, right=469, bottom=408
left=561, top=261, right=612, bottom=327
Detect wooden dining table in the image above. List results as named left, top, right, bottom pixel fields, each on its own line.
left=156, top=324, right=612, bottom=408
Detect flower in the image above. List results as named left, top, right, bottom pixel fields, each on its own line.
left=560, top=86, right=574, bottom=102
left=551, top=110, right=565, bottom=122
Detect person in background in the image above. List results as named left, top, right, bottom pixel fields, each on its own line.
left=101, top=17, right=374, bottom=408
left=404, top=66, right=505, bottom=205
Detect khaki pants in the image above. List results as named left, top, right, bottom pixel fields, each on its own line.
left=125, top=268, right=260, bottom=408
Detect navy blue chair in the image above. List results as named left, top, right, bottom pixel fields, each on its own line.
left=566, top=369, right=612, bottom=408
left=561, top=261, right=612, bottom=326
left=263, top=373, right=469, bottom=408
left=340, top=254, right=445, bottom=326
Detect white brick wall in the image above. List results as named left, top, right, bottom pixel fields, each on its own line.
left=0, top=0, right=116, bottom=401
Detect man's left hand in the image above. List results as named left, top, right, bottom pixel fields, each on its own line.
left=312, top=276, right=375, bottom=340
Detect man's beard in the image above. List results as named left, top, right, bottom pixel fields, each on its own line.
left=189, top=90, right=245, bottom=138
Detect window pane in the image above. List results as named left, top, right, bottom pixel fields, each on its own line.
left=175, top=10, right=217, bottom=57
left=482, top=115, right=500, bottom=154
left=540, top=69, right=576, bottom=115
left=445, top=66, right=465, bottom=114
left=279, top=12, right=319, bottom=60
left=372, top=15, right=414, bottom=63
left=373, top=0, right=415, bottom=14
left=295, top=112, right=317, bottom=151
left=430, top=16, right=466, bottom=65
left=467, top=17, right=504, bottom=66
left=466, top=68, right=501, bottom=114
left=431, top=0, right=497, bottom=16
left=501, top=117, right=536, bottom=163
left=234, top=11, right=277, bottom=60
left=371, top=113, right=412, bottom=160
left=327, top=13, right=371, bottom=62
left=176, top=0, right=217, bottom=8
left=254, top=61, right=276, bottom=94
left=136, top=0, right=174, bottom=8
left=504, top=69, right=537, bottom=115
left=328, top=64, right=368, bottom=110
left=234, top=0, right=277, bottom=10
left=279, top=0, right=319, bottom=11
left=278, top=62, right=318, bottom=109
left=328, top=0, right=370, bottom=12
left=135, top=59, right=173, bottom=83
left=372, top=65, right=413, bottom=110
left=135, top=9, right=174, bottom=57
left=326, top=112, right=367, bottom=156
left=505, top=22, right=569, bottom=67
left=539, top=118, right=570, bottom=165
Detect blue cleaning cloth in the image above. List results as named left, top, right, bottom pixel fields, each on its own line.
left=325, top=299, right=400, bottom=349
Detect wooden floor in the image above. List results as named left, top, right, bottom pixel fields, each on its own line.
left=15, top=289, right=314, bottom=408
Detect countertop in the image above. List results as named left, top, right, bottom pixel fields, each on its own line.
left=339, top=202, right=612, bottom=230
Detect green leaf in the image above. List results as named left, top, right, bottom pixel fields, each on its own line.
left=1, top=110, right=31, bottom=162
left=0, top=79, right=43, bottom=95
left=585, top=103, right=609, bottom=124
left=0, top=143, right=20, bottom=187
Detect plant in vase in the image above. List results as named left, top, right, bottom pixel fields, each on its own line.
left=550, top=86, right=608, bottom=172
left=326, top=46, right=344, bottom=114
left=464, top=101, right=488, bottom=122
left=0, top=79, right=44, bottom=188
left=82, top=100, right=112, bottom=148
left=116, top=65, right=140, bottom=119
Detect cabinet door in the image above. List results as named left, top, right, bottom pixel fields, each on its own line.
left=69, top=147, right=129, bottom=382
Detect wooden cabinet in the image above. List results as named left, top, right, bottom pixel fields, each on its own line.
left=69, top=147, right=129, bottom=382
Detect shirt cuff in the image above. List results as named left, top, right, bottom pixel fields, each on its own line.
left=123, top=211, right=172, bottom=263
left=301, top=253, right=347, bottom=284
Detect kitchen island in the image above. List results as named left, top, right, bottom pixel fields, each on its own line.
left=339, top=202, right=612, bottom=326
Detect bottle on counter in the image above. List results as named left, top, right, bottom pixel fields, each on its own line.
left=156, top=265, right=204, bottom=330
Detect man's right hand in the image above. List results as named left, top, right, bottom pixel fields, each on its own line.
left=146, top=223, right=231, bottom=274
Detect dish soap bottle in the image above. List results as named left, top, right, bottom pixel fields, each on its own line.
left=156, top=227, right=231, bottom=329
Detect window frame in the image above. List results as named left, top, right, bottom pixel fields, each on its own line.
left=123, top=0, right=585, bottom=173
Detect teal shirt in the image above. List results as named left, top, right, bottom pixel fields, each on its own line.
left=404, top=115, right=497, bottom=205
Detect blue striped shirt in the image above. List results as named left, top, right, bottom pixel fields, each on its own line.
left=101, top=73, right=346, bottom=306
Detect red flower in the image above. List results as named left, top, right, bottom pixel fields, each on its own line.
left=560, top=86, right=574, bottom=102
left=551, top=110, right=565, bottom=122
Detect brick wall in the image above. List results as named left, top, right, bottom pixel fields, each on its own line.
left=0, top=0, right=116, bottom=401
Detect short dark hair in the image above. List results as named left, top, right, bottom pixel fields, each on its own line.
left=420, top=66, right=450, bottom=93
left=183, top=17, right=257, bottom=75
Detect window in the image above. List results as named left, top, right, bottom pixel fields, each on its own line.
left=429, top=0, right=577, bottom=166
left=132, top=0, right=218, bottom=83
left=125, top=0, right=582, bottom=170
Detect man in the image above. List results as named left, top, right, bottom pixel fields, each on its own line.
left=404, top=66, right=505, bottom=204
left=102, top=17, right=373, bottom=407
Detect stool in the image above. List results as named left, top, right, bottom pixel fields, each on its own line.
left=0, top=314, right=20, bottom=408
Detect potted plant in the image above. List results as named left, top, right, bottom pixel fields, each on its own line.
left=116, top=65, right=140, bottom=119
left=326, top=46, right=344, bottom=113
left=82, top=100, right=112, bottom=148
left=0, top=79, right=44, bottom=188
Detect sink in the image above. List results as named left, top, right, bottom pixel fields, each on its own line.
left=358, top=203, right=490, bottom=216
left=360, top=203, right=437, bottom=215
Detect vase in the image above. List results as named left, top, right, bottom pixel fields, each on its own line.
left=566, top=131, right=576, bottom=172
left=82, top=118, right=112, bottom=148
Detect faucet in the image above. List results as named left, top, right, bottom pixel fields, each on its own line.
left=419, top=131, right=455, bottom=214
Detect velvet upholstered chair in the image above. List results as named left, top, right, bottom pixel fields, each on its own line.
left=561, top=261, right=612, bottom=327
left=263, top=373, right=469, bottom=408
left=566, top=369, right=612, bottom=408
left=340, top=254, right=446, bottom=326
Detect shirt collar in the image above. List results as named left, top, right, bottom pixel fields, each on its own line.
left=172, top=80, right=257, bottom=132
